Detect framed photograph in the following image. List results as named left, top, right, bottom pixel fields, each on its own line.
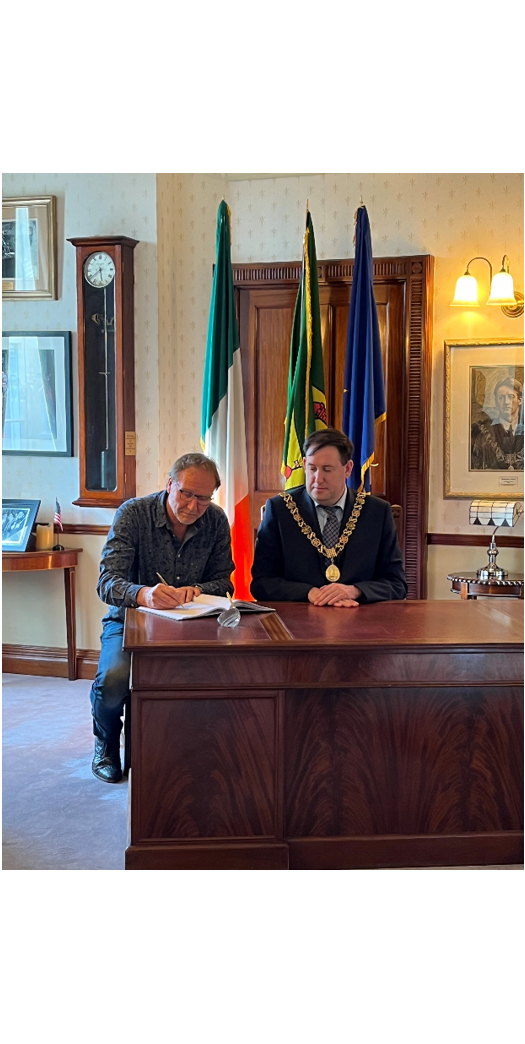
left=444, top=338, right=524, bottom=499
left=2, top=196, right=57, bottom=299
left=2, top=499, right=41, bottom=552
left=2, top=332, right=73, bottom=456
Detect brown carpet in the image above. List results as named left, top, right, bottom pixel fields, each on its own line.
left=2, top=672, right=522, bottom=871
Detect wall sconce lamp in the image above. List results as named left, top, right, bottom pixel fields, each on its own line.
left=469, top=499, right=523, bottom=579
left=452, top=255, right=524, bottom=318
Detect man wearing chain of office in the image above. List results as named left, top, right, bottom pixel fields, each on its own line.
left=251, top=428, right=407, bottom=607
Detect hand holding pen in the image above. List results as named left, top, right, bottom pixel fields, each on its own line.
left=155, top=576, right=200, bottom=609
left=136, top=572, right=201, bottom=610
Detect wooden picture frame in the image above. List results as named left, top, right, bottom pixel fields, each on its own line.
left=2, top=499, right=41, bottom=552
left=2, top=196, right=57, bottom=299
left=2, top=331, right=73, bottom=456
left=444, top=338, right=524, bottom=499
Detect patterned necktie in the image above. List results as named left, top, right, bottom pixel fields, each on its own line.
left=508, top=426, right=514, bottom=437
left=323, top=506, right=341, bottom=548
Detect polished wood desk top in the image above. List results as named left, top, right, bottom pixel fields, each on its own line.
left=269, top=599, right=523, bottom=646
left=2, top=548, right=83, bottom=571
left=124, top=607, right=278, bottom=649
left=124, top=599, right=523, bottom=652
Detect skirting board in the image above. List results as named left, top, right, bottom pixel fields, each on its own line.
left=2, top=644, right=99, bottom=680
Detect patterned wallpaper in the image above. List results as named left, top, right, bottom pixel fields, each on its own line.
left=156, top=172, right=524, bottom=535
left=2, top=173, right=159, bottom=524
left=156, top=174, right=226, bottom=482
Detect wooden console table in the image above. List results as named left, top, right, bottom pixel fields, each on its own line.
left=2, top=548, right=83, bottom=680
left=123, top=600, right=523, bottom=871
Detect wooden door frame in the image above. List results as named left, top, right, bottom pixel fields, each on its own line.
left=235, top=255, right=434, bottom=599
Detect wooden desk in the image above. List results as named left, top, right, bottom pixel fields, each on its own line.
left=2, top=548, right=83, bottom=680
left=124, top=600, right=523, bottom=871
left=447, top=572, right=524, bottom=600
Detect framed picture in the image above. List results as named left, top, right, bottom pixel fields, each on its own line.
left=444, top=338, right=524, bottom=499
left=2, top=196, right=57, bottom=299
left=2, top=332, right=73, bottom=456
left=2, top=499, right=41, bottom=552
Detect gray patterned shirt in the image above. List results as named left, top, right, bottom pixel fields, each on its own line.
left=97, top=490, right=235, bottom=622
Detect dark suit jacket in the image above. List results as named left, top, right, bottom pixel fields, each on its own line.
left=250, top=485, right=407, bottom=603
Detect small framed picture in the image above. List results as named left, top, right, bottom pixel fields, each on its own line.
left=2, top=331, right=73, bottom=456
left=2, top=499, right=41, bottom=552
left=2, top=196, right=57, bottom=299
left=444, top=338, right=524, bottom=499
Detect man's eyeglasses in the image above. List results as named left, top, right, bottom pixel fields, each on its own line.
left=175, top=482, right=213, bottom=506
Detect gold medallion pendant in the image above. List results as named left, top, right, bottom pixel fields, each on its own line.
left=325, top=563, right=341, bottom=582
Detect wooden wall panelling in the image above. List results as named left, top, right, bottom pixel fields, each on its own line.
left=428, top=533, right=523, bottom=548
left=404, top=258, right=434, bottom=599
left=2, top=644, right=99, bottom=680
left=62, top=524, right=111, bottom=536
left=236, top=256, right=434, bottom=599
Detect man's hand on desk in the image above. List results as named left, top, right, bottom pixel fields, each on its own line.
left=308, top=583, right=361, bottom=608
left=136, top=584, right=201, bottom=609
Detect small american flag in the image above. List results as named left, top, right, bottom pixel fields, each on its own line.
left=53, top=499, right=63, bottom=532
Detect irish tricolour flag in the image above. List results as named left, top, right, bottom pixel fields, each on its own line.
left=201, top=201, right=253, bottom=600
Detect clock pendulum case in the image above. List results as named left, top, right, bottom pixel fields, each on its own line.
left=68, top=236, right=138, bottom=507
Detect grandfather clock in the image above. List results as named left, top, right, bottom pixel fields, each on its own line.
left=68, top=235, right=138, bottom=507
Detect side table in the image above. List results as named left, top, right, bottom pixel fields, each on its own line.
left=447, top=571, right=524, bottom=600
left=2, top=548, right=83, bottom=679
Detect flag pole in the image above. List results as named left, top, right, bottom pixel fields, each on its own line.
left=353, top=198, right=365, bottom=247
left=300, top=202, right=308, bottom=334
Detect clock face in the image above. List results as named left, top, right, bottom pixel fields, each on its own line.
left=84, top=252, right=115, bottom=288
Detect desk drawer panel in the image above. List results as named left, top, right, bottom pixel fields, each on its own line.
left=284, top=685, right=524, bottom=837
left=131, top=651, right=285, bottom=689
left=131, top=649, right=523, bottom=689
left=133, top=692, right=281, bottom=841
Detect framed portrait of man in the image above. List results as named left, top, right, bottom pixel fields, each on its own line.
left=470, top=366, right=523, bottom=472
left=444, top=339, right=524, bottom=499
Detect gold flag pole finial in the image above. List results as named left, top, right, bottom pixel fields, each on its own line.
left=305, top=199, right=309, bottom=228
left=353, top=198, right=364, bottom=248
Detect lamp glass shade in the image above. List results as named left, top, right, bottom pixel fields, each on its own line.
left=470, top=499, right=520, bottom=527
left=487, top=269, right=516, bottom=306
left=451, top=272, right=479, bottom=306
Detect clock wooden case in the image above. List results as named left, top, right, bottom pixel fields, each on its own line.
left=68, top=235, right=138, bottom=507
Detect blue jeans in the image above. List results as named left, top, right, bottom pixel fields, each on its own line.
left=90, top=618, right=131, bottom=743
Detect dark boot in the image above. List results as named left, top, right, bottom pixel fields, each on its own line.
left=92, top=738, right=122, bottom=783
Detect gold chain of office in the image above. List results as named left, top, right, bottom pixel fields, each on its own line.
left=279, top=490, right=367, bottom=582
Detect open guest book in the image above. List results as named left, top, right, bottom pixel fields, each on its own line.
left=137, top=593, right=275, bottom=622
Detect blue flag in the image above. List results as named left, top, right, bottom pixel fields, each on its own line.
left=342, top=205, right=386, bottom=492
